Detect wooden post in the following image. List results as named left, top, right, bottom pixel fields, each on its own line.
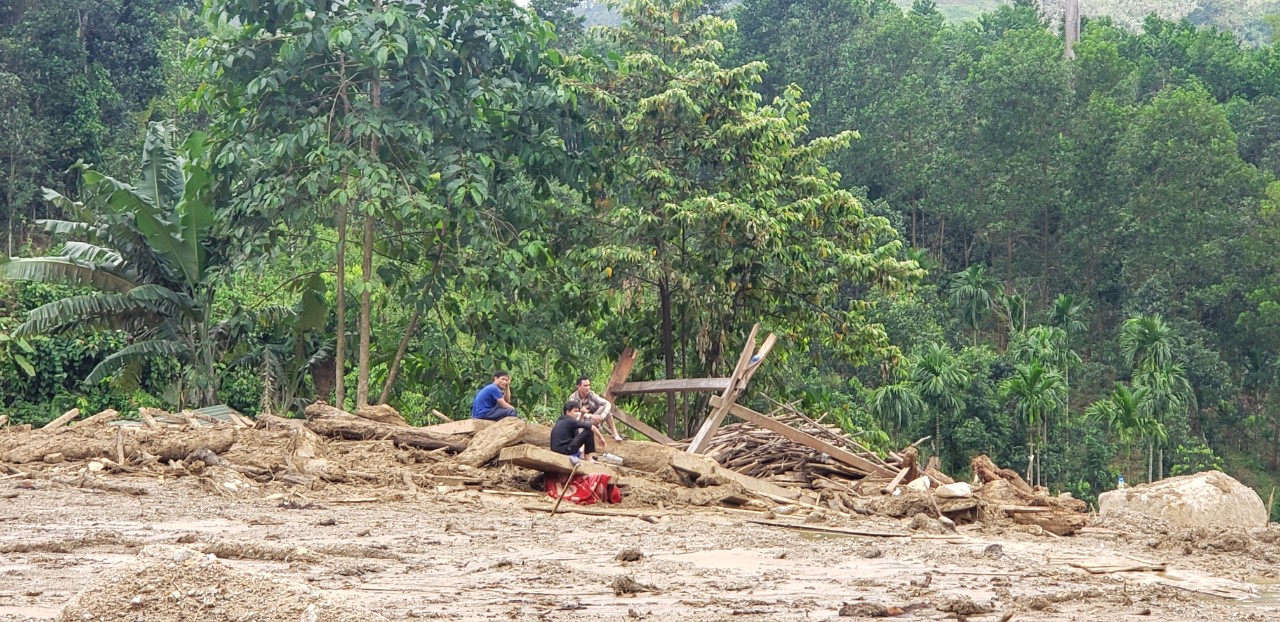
left=602, top=349, right=677, bottom=444
left=687, top=325, right=777, bottom=454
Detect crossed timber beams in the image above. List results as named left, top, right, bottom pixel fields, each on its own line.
left=601, top=325, right=777, bottom=450
left=605, top=324, right=888, bottom=480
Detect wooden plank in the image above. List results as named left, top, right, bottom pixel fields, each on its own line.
left=420, top=419, right=486, bottom=435
left=611, top=406, right=677, bottom=445
left=612, top=378, right=732, bottom=395
left=747, top=520, right=910, bottom=538
left=522, top=504, right=674, bottom=519
left=600, top=348, right=676, bottom=444
left=687, top=325, right=760, bottom=454
left=601, top=348, right=638, bottom=402
left=713, top=397, right=896, bottom=478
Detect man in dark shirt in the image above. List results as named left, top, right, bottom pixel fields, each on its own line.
left=471, top=371, right=518, bottom=420
left=551, top=400, right=606, bottom=462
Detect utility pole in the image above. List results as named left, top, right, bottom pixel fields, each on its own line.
left=1064, top=0, right=1080, bottom=59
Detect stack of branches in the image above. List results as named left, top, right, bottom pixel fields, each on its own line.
left=697, top=397, right=900, bottom=494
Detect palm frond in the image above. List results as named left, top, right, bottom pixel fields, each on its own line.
left=60, top=241, right=123, bottom=266
left=86, top=338, right=191, bottom=385
left=16, top=293, right=150, bottom=337
left=139, top=121, right=185, bottom=212
left=0, top=258, right=138, bottom=293
left=37, top=218, right=95, bottom=237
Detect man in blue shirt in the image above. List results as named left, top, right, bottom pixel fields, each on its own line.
left=471, top=371, right=518, bottom=420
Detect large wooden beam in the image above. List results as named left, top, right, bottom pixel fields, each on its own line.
left=600, top=348, right=677, bottom=444
left=612, top=378, right=732, bottom=395
left=602, top=348, right=637, bottom=401
left=611, top=406, right=676, bottom=445
left=711, top=396, right=896, bottom=478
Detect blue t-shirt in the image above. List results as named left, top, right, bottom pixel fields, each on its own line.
left=471, top=383, right=504, bottom=418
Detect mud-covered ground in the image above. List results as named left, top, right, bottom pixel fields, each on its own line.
left=2, top=475, right=1279, bottom=621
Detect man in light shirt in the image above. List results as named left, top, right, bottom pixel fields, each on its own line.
left=569, top=376, right=623, bottom=441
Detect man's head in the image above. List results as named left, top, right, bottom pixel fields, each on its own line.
left=576, top=376, right=591, bottom=395
left=493, top=371, right=511, bottom=389
left=564, top=400, right=582, bottom=417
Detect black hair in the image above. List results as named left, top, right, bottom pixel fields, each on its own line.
left=564, top=400, right=581, bottom=413
left=493, top=371, right=510, bottom=379
left=577, top=376, right=591, bottom=385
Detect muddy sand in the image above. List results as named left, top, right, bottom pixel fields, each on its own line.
left=2, top=476, right=1280, bottom=621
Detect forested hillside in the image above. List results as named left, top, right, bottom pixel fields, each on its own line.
left=3, top=0, right=1280, bottom=516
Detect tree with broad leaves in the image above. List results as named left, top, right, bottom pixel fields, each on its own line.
left=0, top=122, right=232, bottom=407
left=194, top=0, right=578, bottom=410
left=569, top=0, right=921, bottom=434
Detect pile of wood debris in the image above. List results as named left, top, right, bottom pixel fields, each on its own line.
left=0, top=399, right=1089, bottom=534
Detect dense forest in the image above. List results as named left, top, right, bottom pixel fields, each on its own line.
left=3, top=0, right=1280, bottom=515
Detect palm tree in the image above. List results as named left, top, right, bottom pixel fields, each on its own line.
left=0, top=122, right=229, bottom=407
left=1086, top=383, right=1145, bottom=444
left=1049, top=294, right=1088, bottom=339
left=947, top=265, right=997, bottom=346
left=867, top=382, right=925, bottom=441
left=1120, top=314, right=1181, bottom=372
left=999, top=361, right=1066, bottom=486
left=1134, top=364, right=1196, bottom=480
left=910, top=343, right=970, bottom=464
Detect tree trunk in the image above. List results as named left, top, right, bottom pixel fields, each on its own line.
left=356, top=212, right=374, bottom=409
left=356, top=50, right=383, bottom=410
left=335, top=180, right=348, bottom=409
left=660, top=278, right=677, bottom=435
left=377, top=306, right=421, bottom=405
left=1152, top=442, right=1162, bottom=486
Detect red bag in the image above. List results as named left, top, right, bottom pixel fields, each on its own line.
left=545, top=472, right=622, bottom=505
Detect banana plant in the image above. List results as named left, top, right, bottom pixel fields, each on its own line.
left=0, top=122, right=227, bottom=407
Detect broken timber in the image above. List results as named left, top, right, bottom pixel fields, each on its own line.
left=602, top=348, right=677, bottom=444
left=612, top=378, right=732, bottom=395
left=688, top=324, right=777, bottom=455
left=710, top=396, right=895, bottom=478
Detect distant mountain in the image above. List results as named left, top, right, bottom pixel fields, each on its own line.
left=576, top=0, right=1280, bottom=45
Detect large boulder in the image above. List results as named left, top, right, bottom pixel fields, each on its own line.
left=1098, top=470, right=1267, bottom=530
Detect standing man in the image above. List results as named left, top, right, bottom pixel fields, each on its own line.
left=472, top=371, right=518, bottom=420
left=570, top=376, right=623, bottom=441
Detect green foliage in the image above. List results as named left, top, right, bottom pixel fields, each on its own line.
left=0, top=122, right=240, bottom=408
left=572, top=0, right=921, bottom=434
left=1171, top=438, right=1226, bottom=475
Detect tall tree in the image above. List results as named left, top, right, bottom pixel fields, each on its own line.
left=909, top=342, right=969, bottom=463
left=999, top=361, right=1066, bottom=486
left=195, top=0, right=577, bottom=409
left=573, top=0, right=920, bottom=433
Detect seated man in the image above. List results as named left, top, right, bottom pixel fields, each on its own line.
left=471, top=371, right=518, bottom=420
left=570, top=376, right=623, bottom=441
left=551, top=400, right=607, bottom=463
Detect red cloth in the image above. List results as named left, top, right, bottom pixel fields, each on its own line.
left=545, top=472, right=622, bottom=505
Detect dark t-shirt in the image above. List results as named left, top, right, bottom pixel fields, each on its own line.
left=471, top=383, right=504, bottom=418
left=550, top=415, right=594, bottom=455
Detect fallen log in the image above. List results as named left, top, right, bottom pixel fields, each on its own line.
left=1011, top=511, right=1086, bottom=536
left=971, top=454, right=1033, bottom=495
left=76, top=409, right=119, bottom=427
left=355, top=404, right=408, bottom=426
left=454, top=417, right=527, bottom=467
left=303, top=402, right=467, bottom=452
left=41, top=408, right=81, bottom=430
